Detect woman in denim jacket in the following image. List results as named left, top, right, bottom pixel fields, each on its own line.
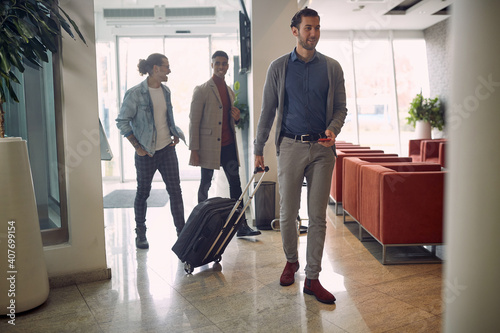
left=116, top=53, right=185, bottom=249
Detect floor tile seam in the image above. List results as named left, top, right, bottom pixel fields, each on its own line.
left=369, top=269, right=444, bottom=290
left=377, top=291, right=438, bottom=318
left=14, top=283, right=104, bottom=323
left=75, top=283, right=106, bottom=332
left=378, top=313, right=442, bottom=333
left=168, top=282, right=222, bottom=331
left=3, top=307, right=93, bottom=326
left=387, top=290, right=443, bottom=316
left=144, top=261, right=205, bottom=303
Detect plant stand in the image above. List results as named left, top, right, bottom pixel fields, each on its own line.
left=0, top=138, right=49, bottom=315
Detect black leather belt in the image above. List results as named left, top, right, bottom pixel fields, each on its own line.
left=281, top=132, right=327, bottom=142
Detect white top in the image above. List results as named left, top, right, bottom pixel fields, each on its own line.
left=149, top=86, right=172, bottom=150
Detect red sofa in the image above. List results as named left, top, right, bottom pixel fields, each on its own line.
left=408, top=138, right=447, bottom=163
left=421, top=139, right=447, bottom=165
left=359, top=164, right=445, bottom=264
left=439, top=142, right=447, bottom=168
left=342, top=157, right=413, bottom=223
left=330, top=149, right=394, bottom=215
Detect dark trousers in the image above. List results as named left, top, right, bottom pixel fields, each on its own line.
left=134, top=145, right=185, bottom=233
left=198, top=142, right=242, bottom=204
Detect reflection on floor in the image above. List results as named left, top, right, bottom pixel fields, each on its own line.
left=1, top=180, right=444, bottom=332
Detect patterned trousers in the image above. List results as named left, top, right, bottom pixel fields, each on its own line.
left=134, top=144, right=185, bottom=233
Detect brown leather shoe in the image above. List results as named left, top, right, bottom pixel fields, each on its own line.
left=280, top=261, right=299, bottom=286
left=303, top=278, right=336, bottom=304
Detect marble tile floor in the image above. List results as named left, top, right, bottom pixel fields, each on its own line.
left=1, top=180, right=444, bottom=332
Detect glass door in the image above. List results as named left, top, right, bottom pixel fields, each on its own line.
left=100, top=36, right=211, bottom=182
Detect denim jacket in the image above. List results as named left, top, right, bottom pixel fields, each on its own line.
left=116, top=79, right=185, bottom=156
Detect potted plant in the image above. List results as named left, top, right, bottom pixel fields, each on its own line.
left=233, top=80, right=249, bottom=130
left=406, top=91, right=445, bottom=139
left=0, top=0, right=85, bottom=315
left=1, top=0, right=85, bottom=129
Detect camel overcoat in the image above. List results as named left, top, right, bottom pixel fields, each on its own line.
left=189, top=78, right=239, bottom=170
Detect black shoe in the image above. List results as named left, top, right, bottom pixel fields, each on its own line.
left=237, top=222, right=261, bottom=237
left=135, top=226, right=149, bottom=249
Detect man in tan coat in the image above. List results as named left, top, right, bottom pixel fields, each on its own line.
left=189, top=50, right=260, bottom=237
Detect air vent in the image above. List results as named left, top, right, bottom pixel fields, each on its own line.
left=165, top=7, right=216, bottom=18
left=103, top=8, right=154, bottom=19
left=103, top=6, right=216, bottom=25
left=385, top=0, right=423, bottom=15
left=433, top=5, right=451, bottom=15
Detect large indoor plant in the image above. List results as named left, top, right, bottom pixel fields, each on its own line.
left=406, top=91, right=445, bottom=139
left=0, top=0, right=85, bottom=136
left=0, top=0, right=85, bottom=315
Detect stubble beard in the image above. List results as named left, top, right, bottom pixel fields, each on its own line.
left=298, top=32, right=318, bottom=51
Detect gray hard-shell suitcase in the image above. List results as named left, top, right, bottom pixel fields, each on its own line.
left=172, top=167, right=269, bottom=274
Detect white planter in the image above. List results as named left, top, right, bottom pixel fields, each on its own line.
left=0, top=137, right=49, bottom=315
left=415, top=120, right=432, bottom=139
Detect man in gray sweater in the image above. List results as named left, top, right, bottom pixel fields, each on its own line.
left=254, top=7, right=347, bottom=304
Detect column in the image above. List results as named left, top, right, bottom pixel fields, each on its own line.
left=444, top=1, right=500, bottom=331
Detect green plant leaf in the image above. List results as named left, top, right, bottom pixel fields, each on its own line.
left=0, top=0, right=86, bottom=106
left=406, top=91, right=445, bottom=130
left=58, top=6, right=86, bottom=44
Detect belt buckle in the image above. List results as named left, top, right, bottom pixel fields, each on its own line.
left=300, top=134, right=311, bottom=143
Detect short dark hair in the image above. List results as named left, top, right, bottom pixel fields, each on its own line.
left=212, top=50, right=229, bottom=61
left=290, top=7, right=320, bottom=29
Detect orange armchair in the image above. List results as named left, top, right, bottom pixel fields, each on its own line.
left=330, top=149, right=392, bottom=215
left=359, top=164, right=445, bottom=264
left=439, top=141, right=447, bottom=168
left=421, top=139, right=447, bottom=164
left=342, top=157, right=413, bottom=223
left=408, top=138, right=447, bottom=163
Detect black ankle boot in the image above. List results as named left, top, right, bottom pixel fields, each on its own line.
left=237, top=220, right=261, bottom=237
left=135, top=226, right=149, bottom=249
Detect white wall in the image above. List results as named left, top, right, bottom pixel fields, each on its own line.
left=444, top=1, right=500, bottom=331
left=248, top=0, right=298, bottom=218
left=43, top=0, right=108, bottom=280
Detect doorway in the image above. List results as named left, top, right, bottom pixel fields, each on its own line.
left=97, top=36, right=211, bottom=183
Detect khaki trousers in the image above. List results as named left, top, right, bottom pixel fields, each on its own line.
left=277, top=137, right=335, bottom=279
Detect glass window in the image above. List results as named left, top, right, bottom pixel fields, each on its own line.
left=4, top=56, right=68, bottom=245
left=165, top=36, right=211, bottom=180
left=318, top=36, right=429, bottom=155
left=317, top=39, right=357, bottom=144
left=393, top=39, right=430, bottom=156
left=353, top=39, right=399, bottom=153
left=97, top=41, right=120, bottom=179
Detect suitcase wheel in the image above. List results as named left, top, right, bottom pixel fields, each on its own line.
left=184, top=262, right=194, bottom=274
left=215, top=256, right=222, bottom=263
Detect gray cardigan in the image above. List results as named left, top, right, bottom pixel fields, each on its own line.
left=254, top=51, right=348, bottom=156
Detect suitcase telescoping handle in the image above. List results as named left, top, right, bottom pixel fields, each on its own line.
left=205, top=166, right=270, bottom=261
left=254, top=166, right=269, bottom=174
left=230, top=166, right=269, bottom=226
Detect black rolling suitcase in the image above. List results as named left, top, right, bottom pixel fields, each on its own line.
left=172, top=167, right=269, bottom=274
